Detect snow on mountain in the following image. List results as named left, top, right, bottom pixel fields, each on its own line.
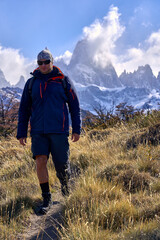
left=55, top=39, right=160, bottom=113
left=1, top=39, right=160, bottom=114
left=0, top=87, right=22, bottom=105
left=0, top=69, right=11, bottom=88
left=1, top=83, right=160, bottom=115
left=75, top=82, right=156, bottom=113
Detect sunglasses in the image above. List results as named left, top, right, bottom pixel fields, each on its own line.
left=37, top=60, right=51, bottom=65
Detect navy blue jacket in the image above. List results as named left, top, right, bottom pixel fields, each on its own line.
left=17, top=66, right=81, bottom=139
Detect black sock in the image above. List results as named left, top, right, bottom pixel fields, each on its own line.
left=40, top=182, right=50, bottom=194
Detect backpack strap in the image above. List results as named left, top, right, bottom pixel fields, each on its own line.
left=28, top=76, right=35, bottom=99
left=61, top=76, right=68, bottom=100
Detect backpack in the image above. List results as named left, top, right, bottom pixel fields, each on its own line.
left=28, top=76, right=68, bottom=101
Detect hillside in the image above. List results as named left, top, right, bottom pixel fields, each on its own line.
left=1, top=111, right=160, bottom=239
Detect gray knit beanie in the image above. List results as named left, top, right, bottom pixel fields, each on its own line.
left=37, top=48, right=53, bottom=62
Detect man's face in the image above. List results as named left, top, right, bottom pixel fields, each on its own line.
left=38, top=59, right=53, bottom=74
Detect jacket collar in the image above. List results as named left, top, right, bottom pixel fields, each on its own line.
left=31, top=65, right=64, bottom=79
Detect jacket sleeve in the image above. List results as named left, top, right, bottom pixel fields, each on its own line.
left=16, top=80, right=32, bottom=139
left=65, top=76, right=81, bottom=135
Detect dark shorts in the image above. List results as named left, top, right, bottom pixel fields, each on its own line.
left=31, top=133, right=70, bottom=165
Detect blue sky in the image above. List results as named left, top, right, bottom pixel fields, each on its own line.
left=0, top=0, right=160, bottom=84
left=0, top=0, right=115, bottom=58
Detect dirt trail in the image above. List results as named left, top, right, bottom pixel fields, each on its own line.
left=18, top=169, right=78, bottom=240
left=19, top=191, right=65, bottom=240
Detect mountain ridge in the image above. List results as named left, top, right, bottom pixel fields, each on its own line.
left=0, top=39, right=160, bottom=113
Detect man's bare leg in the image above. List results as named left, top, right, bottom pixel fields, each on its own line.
left=36, top=155, right=48, bottom=183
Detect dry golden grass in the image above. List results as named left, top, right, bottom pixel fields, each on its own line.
left=59, top=123, right=160, bottom=239
left=0, top=136, right=58, bottom=239
left=1, top=120, right=160, bottom=239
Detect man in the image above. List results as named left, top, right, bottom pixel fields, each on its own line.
left=17, top=49, right=81, bottom=214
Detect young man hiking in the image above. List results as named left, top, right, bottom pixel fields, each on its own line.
left=17, top=49, right=81, bottom=214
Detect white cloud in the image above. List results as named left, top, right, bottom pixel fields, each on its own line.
left=54, top=50, right=72, bottom=65
left=0, top=45, right=36, bottom=85
left=0, top=45, right=72, bottom=85
left=115, top=30, right=160, bottom=76
left=82, top=5, right=160, bottom=77
left=82, top=5, right=125, bottom=68
left=1, top=5, right=160, bottom=86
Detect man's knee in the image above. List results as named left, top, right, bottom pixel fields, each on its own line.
left=36, top=155, right=48, bottom=169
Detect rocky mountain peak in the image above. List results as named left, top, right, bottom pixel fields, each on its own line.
left=14, top=75, right=25, bottom=89
left=67, top=39, right=121, bottom=87
left=69, top=39, right=95, bottom=68
left=119, top=64, right=157, bottom=89
left=0, top=69, right=11, bottom=88
left=136, top=64, right=153, bottom=77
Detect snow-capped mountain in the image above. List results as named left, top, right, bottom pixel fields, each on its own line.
left=0, top=71, right=25, bottom=89
left=66, top=39, right=121, bottom=88
left=0, top=69, right=11, bottom=88
left=0, top=87, right=22, bottom=106
left=1, top=39, right=160, bottom=114
left=119, top=65, right=159, bottom=89
left=75, top=83, right=160, bottom=113
left=56, top=39, right=160, bottom=113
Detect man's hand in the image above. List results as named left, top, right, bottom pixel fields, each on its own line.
left=71, top=133, right=80, bottom=142
left=19, top=138, right=27, bottom=146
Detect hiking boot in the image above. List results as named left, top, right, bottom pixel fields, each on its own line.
left=61, top=184, right=69, bottom=197
left=38, top=192, right=52, bottom=214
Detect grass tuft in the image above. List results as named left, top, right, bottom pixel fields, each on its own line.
left=1, top=117, right=160, bottom=238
